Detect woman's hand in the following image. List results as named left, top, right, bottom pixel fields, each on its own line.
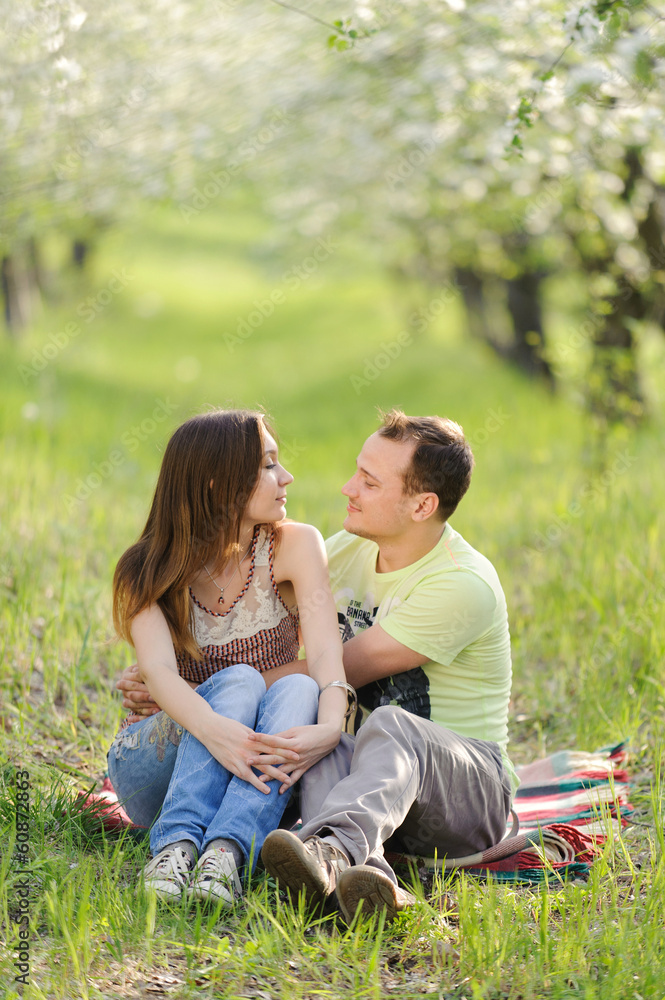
left=200, top=715, right=302, bottom=795
left=247, top=723, right=341, bottom=794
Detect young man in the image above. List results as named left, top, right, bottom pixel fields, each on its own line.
left=261, top=410, right=516, bottom=921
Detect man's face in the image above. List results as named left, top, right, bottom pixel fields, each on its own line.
left=341, top=432, right=417, bottom=541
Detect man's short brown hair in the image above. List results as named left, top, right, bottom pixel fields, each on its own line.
left=378, top=409, right=474, bottom=521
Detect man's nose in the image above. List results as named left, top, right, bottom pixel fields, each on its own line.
left=342, top=475, right=357, bottom=497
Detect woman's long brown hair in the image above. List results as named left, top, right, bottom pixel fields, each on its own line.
left=113, top=408, right=271, bottom=659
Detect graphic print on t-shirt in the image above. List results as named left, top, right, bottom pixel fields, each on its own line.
left=337, top=599, right=431, bottom=724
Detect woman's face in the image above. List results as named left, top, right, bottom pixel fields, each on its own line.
left=243, top=429, right=294, bottom=526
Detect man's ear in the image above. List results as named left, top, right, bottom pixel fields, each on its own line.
left=412, top=493, right=439, bottom=522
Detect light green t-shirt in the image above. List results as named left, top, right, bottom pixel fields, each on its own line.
left=326, top=524, right=518, bottom=794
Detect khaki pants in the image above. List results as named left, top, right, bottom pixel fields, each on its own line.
left=298, top=705, right=512, bottom=885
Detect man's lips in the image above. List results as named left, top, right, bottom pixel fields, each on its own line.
left=346, top=503, right=360, bottom=513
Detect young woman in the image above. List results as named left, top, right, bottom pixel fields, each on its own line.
left=108, top=409, right=351, bottom=905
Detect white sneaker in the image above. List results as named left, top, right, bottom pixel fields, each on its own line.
left=143, top=845, right=194, bottom=900
left=189, top=848, right=242, bottom=906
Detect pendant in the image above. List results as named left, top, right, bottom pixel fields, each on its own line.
left=218, top=590, right=225, bottom=605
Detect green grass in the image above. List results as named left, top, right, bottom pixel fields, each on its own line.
left=1, top=199, right=664, bottom=998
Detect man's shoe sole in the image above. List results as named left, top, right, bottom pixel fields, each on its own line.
left=261, top=829, right=329, bottom=906
left=336, top=865, right=414, bottom=923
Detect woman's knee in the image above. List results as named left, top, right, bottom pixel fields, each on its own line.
left=261, top=673, right=319, bottom=726
left=271, top=672, right=318, bottom=698
left=199, top=663, right=265, bottom=701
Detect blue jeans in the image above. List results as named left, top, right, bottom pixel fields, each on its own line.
left=107, top=664, right=319, bottom=870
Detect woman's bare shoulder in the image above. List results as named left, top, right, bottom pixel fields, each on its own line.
left=278, top=519, right=323, bottom=540
left=274, top=521, right=326, bottom=561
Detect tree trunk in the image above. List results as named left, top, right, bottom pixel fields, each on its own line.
left=581, top=148, right=665, bottom=425
left=588, top=281, right=647, bottom=425
left=624, top=148, right=665, bottom=331
left=1, top=254, right=33, bottom=336
left=456, top=265, right=554, bottom=385
left=72, top=239, right=89, bottom=269
left=455, top=267, right=487, bottom=341
left=27, top=237, right=46, bottom=300
left=505, top=272, right=554, bottom=386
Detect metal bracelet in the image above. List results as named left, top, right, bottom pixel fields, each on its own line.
left=318, top=680, right=358, bottom=720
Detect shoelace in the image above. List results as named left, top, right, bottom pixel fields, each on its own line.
left=148, top=848, right=191, bottom=882
left=307, top=838, right=349, bottom=868
left=195, top=852, right=240, bottom=896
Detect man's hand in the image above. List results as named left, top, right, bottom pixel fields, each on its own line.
left=116, top=664, right=160, bottom=717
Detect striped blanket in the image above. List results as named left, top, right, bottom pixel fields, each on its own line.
left=393, top=741, right=631, bottom=884
left=81, top=742, right=631, bottom=885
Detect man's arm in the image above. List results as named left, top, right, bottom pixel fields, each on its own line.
left=340, top=571, right=497, bottom=688
left=341, top=624, right=429, bottom=688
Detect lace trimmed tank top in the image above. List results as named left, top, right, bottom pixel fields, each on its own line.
left=176, top=525, right=300, bottom=684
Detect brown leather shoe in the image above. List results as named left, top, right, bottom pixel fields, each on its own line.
left=336, top=865, right=417, bottom=923
left=261, top=829, right=350, bottom=906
